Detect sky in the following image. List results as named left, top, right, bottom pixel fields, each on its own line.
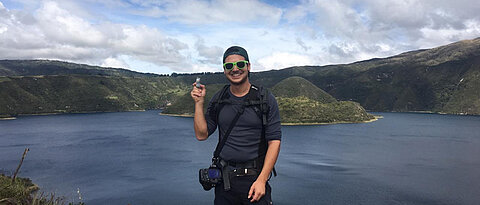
left=0, top=0, right=479, bottom=74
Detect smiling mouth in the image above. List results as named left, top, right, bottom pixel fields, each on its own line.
left=230, top=71, right=243, bottom=77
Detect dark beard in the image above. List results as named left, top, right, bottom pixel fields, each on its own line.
left=228, top=70, right=249, bottom=85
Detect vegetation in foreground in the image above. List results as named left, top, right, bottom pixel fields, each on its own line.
left=0, top=174, right=83, bottom=205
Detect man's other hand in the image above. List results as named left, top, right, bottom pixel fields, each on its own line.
left=248, top=179, right=266, bottom=202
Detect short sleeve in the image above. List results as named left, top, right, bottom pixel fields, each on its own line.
left=265, top=93, right=282, bottom=141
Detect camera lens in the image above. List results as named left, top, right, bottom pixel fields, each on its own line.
left=208, top=168, right=221, bottom=179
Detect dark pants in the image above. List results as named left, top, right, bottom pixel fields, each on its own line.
left=214, top=175, right=272, bottom=205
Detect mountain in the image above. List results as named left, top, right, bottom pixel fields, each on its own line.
left=1, top=37, right=479, bottom=117
left=271, top=77, right=373, bottom=124
left=246, top=37, right=480, bottom=115
left=170, top=37, right=480, bottom=115
left=0, top=75, right=187, bottom=117
left=0, top=60, right=160, bottom=77
left=271, top=76, right=336, bottom=103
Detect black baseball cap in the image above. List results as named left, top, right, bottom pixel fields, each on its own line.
left=223, top=46, right=249, bottom=63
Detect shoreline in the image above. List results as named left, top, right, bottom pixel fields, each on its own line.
left=159, top=113, right=193, bottom=117
left=4, top=109, right=477, bottom=123
left=0, top=110, right=147, bottom=120
left=281, top=115, right=381, bottom=126
left=160, top=112, right=383, bottom=126
left=372, top=110, right=479, bottom=116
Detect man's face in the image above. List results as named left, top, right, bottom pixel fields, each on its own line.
left=223, top=54, right=250, bottom=85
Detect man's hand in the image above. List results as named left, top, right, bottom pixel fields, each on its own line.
left=248, top=179, right=266, bottom=202
left=191, top=82, right=206, bottom=104
left=192, top=82, right=208, bottom=140
left=248, top=140, right=280, bottom=202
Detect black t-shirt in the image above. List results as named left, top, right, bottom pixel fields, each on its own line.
left=206, top=86, right=282, bottom=162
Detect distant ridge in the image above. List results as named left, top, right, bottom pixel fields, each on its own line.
left=0, top=60, right=160, bottom=77
left=242, top=37, right=480, bottom=115
left=0, top=75, right=187, bottom=117
left=1, top=37, right=480, bottom=117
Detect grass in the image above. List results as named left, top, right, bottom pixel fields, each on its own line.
left=277, top=96, right=374, bottom=124
left=0, top=174, right=84, bottom=205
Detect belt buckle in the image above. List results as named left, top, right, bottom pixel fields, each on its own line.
left=233, top=168, right=248, bottom=177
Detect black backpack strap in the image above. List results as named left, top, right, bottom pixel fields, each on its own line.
left=212, top=104, right=245, bottom=159
left=259, top=86, right=268, bottom=126
left=209, top=85, right=230, bottom=126
left=257, top=85, right=268, bottom=158
left=258, top=86, right=277, bottom=178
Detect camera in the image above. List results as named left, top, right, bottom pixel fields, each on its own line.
left=199, top=165, right=222, bottom=191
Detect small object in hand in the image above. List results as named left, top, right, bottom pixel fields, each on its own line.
left=196, top=77, right=201, bottom=88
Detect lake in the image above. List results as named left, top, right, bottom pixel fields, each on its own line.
left=1, top=111, right=479, bottom=205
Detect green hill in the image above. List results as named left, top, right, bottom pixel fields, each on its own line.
left=271, top=76, right=336, bottom=103
left=272, top=76, right=373, bottom=124
left=0, top=75, right=187, bottom=117
left=0, top=59, right=160, bottom=77
left=277, top=96, right=374, bottom=124
left=163, top=77, right=374, bottom=124
left=1, top=37, right=480, bottom=118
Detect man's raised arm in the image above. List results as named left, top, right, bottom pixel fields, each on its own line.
left=191, top=83, right=208, bottom=141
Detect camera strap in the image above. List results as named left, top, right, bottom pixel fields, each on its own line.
left=212, top=104, right=244, bottom=192
left=213, top=104, right=245, bottom=159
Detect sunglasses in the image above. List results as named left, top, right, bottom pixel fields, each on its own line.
left=223, top=60, right=249, bottom=70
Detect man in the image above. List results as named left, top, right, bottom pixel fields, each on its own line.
left=191, top=46, right=282, bottom=204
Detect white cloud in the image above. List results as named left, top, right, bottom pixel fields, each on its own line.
left=0, top=0, right=190, bottom=73
left=195, top=38, right=223, bottom=64
left=191, top=63, right=218, bottom=73
left=296, top=37, right=310, bottom=51
left=36, top=1, right=106, bottom=46
left=0, top=0, right=479, bottom=75
left=101, top=56, right=130, bottom=69
left=129, top=0, right=283, bottom=25
left=417, top=20, right=480, bottom=48
left=110, top=24, right=188, bottom=65
left=257, top=52, right=315, bottom=71
left=280, top=0, right=480, bottom=65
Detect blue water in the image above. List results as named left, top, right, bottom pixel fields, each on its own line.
left=1, top=111, right=479, bottom=205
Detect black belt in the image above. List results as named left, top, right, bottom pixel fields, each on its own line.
left=222, top=157, right=264, bottom=169
left=225, top=160, right=257, bottom=169
left=219, top=158, right=263, bottom=191
left=231, top=168, right=258, bottom=177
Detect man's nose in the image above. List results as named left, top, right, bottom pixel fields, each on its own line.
left=231, top=64, right=240, bottom=71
